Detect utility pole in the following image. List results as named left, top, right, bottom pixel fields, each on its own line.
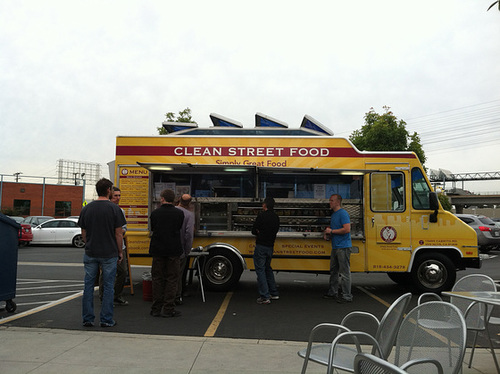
left=14, top=172, right=22, bottom=182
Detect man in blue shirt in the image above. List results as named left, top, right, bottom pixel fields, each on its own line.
left=323, top=194, right=353, bottom=303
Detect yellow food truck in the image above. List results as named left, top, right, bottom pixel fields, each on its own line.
left=114, top=113, right=480, bottom=293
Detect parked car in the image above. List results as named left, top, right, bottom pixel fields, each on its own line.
left=30, top=218, right=84, bottom=248
left=491, top=217, right=500, bottom=229
left=7, top=216, right=33, bottom=246
left=456, top=214, right=500, bottom=253
left=22, top=216, right=54, bottom=227
left=7, top=216, right=24, bottom=224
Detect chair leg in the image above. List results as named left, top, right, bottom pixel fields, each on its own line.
left=485, top=328, right=500, bottom=373
left=300, top=356, right=309, bottom=374
left=468, top=330, right=478, bottom=368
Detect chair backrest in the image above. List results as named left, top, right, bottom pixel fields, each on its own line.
left=374, top=293, right=412, bottom=358
left=451, top=274, right=496, bottom=330
left=354, top=353, right=408, bottom=374
left=395, top=301, right=466, bottom=374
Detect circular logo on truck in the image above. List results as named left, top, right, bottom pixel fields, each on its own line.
left=121, top=168, right=129, bottom=175
left=380, top=226, right=397, bottom=243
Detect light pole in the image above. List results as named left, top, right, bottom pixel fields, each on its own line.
left=14, top=172, right=22, bottom=182
left=81, top=173, right=86, bottom=208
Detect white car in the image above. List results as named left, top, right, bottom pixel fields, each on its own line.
left=31, top=218, right=84, bottom=248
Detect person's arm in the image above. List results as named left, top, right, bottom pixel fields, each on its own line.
left=81, top=229, right=87, bottom=243
left=251, top=213, right=262, bottom=236
left=115, top=227, right=124, bottom=263
left=185, top=213, right=195, bottom=254
left=326, top=223, right=351, bottom=235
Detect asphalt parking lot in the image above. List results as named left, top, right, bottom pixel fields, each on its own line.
left=1, top=246, right=499, bottom=346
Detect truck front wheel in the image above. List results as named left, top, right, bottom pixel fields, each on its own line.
left=203, top=248, right=243, bottom=292
left=410, top=252, right=456, bottom=293
left=387, top=272, right=412, bottom=285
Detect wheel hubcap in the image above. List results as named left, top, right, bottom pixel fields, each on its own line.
left=206, top=256, right=233, bottom=285
left=418, top=261, right=446, bottom=289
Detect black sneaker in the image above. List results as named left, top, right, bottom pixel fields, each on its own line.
left=150, top=310, right=162, bottom=317
left=257, top=297, right=271, bottom=304
left=100, top=321, right=117, bottom=327
left=162, top=310, right=182, bottom=318
left=323, top=294, right=337, bottom=300
left=114, top=296, right=129, bottom=306
left=336, top=297, right=352, bottom=304
left=82, top=321, right=94, bottom=327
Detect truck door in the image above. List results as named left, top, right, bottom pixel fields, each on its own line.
left=366, top=171, right=412, bottom=272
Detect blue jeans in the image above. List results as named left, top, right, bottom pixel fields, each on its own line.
left=327, top=247, right=353, bottom=301
left=253, top=244, right=278, bottom=299
left=82, top=254, right=117, bottom=325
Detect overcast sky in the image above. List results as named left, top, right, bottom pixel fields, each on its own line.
left=1, top=1, right=499, bottom=192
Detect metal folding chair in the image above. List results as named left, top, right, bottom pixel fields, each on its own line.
left=298, top=293, right=412, bottom=373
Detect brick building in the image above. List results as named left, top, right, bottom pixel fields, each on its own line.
left=0, top=181, right=84, bottom=218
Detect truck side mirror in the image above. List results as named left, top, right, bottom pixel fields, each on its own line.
left=429, top=192, right=439, bottom=223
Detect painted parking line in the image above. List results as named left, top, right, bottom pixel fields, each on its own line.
left=356, top=286, right=391, bottom=308
left=0, top=277, right=85, bottom=317
left=18, top=261, right=83, bottom=267
left=0, top=290, right=86, bottom=325
left=204, top=292, right=234, bottom=337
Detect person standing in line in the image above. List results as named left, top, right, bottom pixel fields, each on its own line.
left=251, top=196, right=280, bottom=305
left=149, top=189, right=184, bottom=317
left=98, top=187, right=129, bottom=305
left=323, top=194, right=353, bottom=303
left=111, top=187, right=129, bottom=305
left=175, top=194, right=195, bottom=305
left=79, top=178, right=126, bottom=327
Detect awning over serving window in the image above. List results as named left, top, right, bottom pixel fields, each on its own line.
left=137, top=163, right=375, bottom=175
left=136, top=163, right=256, bottom=174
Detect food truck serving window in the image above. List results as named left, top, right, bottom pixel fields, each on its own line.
left=139, top=163, right=256, bottom=198
left=139, top=163, right=366, bottom=201
left=258, top=169, right=363, bottom=200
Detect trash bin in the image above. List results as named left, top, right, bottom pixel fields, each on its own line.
left=0, top=213, right=20, bottom=313
left=142, top=271, right=152, bottom=302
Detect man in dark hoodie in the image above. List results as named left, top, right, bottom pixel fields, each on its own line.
left=251, top=197, right=280, bottom=304
left=149, top=189, right=184, bottom=317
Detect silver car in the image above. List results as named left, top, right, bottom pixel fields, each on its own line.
left=456, top=214, right=500, bottom=253
left=22, top=216, right=54, bottom=227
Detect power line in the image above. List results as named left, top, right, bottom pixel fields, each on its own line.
left=406, top=100, right=500, bottom=154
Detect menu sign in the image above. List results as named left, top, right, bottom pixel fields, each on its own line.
left=118, top=166, right=149, bottom=229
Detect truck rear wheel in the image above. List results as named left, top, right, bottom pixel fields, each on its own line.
left=410, top=252, right=456, bottom=293
left=202, top=248, right=243, bottom=292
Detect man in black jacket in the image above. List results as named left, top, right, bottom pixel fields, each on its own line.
left=149, top=189, right=184, bottom=317
left=251, top=197, right=280, bottom=304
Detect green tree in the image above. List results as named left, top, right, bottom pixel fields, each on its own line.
left=438, top=193, right=452, bottom=212
left=349, top=106, right=427, bottom=166
left=157, top=108, right=197, bottom=135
